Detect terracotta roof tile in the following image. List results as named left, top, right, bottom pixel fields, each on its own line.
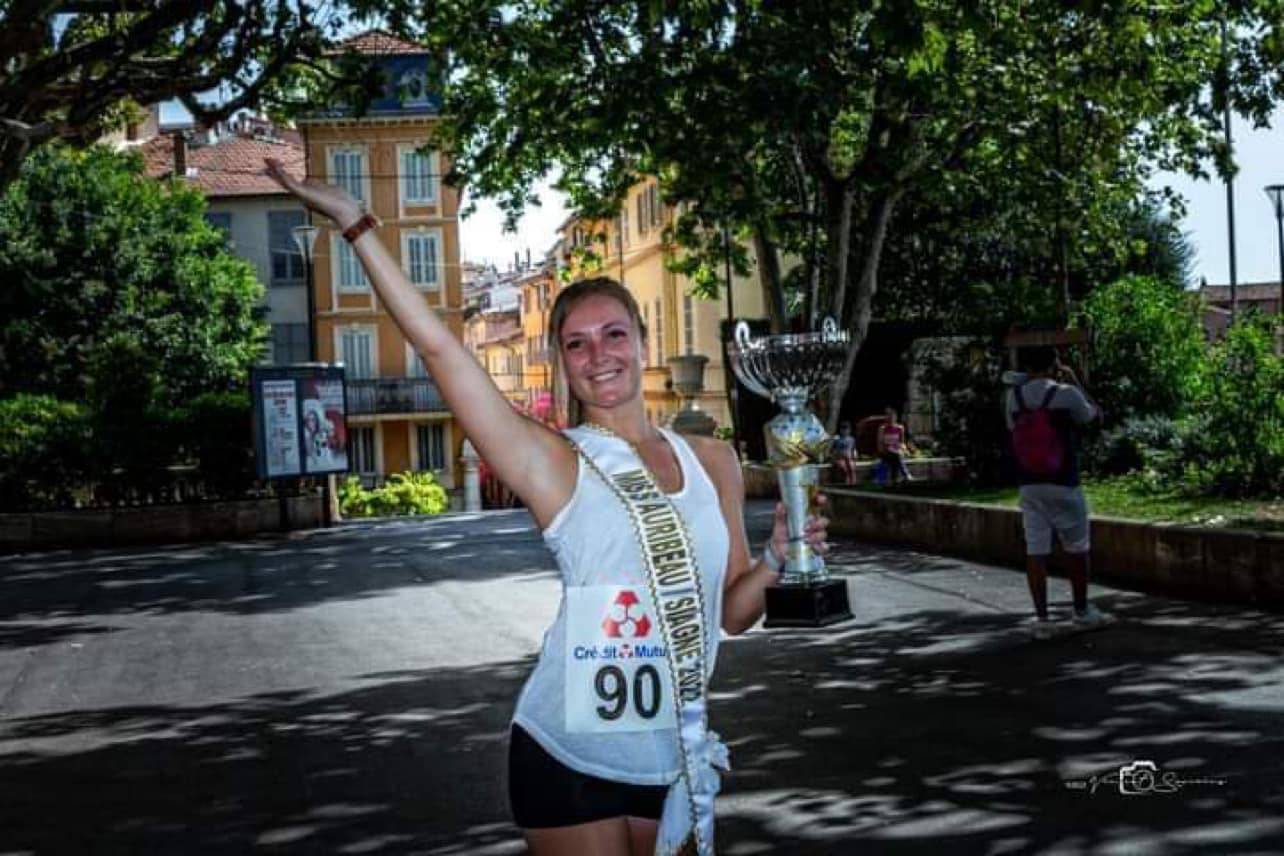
left=328, top=28, right=425, bottom=56
left=139, top=134, right=303, bottom=198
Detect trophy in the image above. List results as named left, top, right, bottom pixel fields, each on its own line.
left=728, top=318, right=853, bottom=627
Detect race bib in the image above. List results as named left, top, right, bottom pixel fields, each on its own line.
left=565, top=585, right=677, bottom=733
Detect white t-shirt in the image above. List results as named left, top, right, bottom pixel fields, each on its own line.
left=511, top=426, right=730, bottom=786
left=1004, top=374, right=1098, bottom=431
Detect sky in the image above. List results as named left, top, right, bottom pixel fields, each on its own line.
left=1148, top=106, right=1284, bottom=288
left=459, top=179, right=569, bottom=270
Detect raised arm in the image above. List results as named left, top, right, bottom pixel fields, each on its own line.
left=265, top=160, right=575, bottom=527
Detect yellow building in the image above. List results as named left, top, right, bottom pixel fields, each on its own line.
left=556, top=180, right=768, bottom=431
left=464, top=307, right=526, bottom=405
left=297, top=30, right=463, bottom=487
left=518, top=261, right=561, bottom=419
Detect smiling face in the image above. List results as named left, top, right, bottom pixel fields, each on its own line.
left=558, top=293, right=646, bottom=412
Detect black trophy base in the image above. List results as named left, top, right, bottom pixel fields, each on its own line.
left=763, top=579, right=853, bottom=628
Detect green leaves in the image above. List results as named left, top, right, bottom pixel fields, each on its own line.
left=339, top=471, right=450, bottom=517
left=0, top=145, right=265, bottom=408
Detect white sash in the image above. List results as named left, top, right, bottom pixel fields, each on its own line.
left=569, top=430, right=729, bottom=856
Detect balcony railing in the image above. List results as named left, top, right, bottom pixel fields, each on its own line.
left=346, top=377, right=448, bottom=416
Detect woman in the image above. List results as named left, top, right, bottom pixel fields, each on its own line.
left=876, top=407, right=913, bottom=484
left=266, top=160, right=829, bottom=856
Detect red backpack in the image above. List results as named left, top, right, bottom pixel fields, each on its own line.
left=1011, top=385, right=1064, bottom=478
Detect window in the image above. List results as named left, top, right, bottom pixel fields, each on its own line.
left=407, top=346, right=430, bottom=378
left=398, top=69, right=432, bottom=107
left=648, top=184, right=662, bottom=228
left=329, top=149, right=366, bottom=202
left=205, top=212, right=232, bottom=241
left=400, top=147, right=437, bottom=204
left=636, top=193, right=647, bottom=235
left=620, top=209, right=630, bottom=248
left=654, top=298, right=664, bottom=365
left=403, top=231, right=441, bottom=287
left=350, top=426, right=376, bottom=474
left=683, top=294, right=694, bottom=355
left=272, top=323, right=310, bottom=364
left=336, top=238, right=369, bottom=291
left=268, top=210, right=306, bottom=286
left=340, top=327, right=375, bottom=379
left=642, top=303, right=652, bottom=367
left=416, top=423, right=446, bottom=471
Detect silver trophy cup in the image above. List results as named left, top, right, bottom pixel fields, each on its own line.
left=728, top=318, right=853, bottom=627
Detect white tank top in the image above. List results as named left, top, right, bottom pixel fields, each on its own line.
left=512, top=426, right=730, bottom=785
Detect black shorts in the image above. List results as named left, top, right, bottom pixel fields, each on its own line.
left=508, top=724, right=668, bottom=829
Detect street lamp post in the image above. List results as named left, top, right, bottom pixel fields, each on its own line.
left=291, top=220, right=333, bottom=526
left=1266, top=184, right=1284, bottom=317
left=292, top=222, right=320, bottom=361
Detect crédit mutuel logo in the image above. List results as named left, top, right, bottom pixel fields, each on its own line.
left=1065, top=760, right=1227, bottom=796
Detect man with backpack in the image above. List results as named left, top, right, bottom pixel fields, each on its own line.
left=1005, top=345, right=1110, bottom=639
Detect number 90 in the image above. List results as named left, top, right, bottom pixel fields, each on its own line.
left=595, top=665, right=662, bottom=721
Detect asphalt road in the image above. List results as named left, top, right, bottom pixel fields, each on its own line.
left=2, top=502, right=1282, bottom=855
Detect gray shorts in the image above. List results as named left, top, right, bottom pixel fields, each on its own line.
left=1018, top=484, right=1090, bottom=556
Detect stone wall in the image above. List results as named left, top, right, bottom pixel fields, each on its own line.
left=0, top=495, right=325, bottom=551
left=743, top=457, right=967, bottom=499
left=824, top=489, right=1284, bottom=609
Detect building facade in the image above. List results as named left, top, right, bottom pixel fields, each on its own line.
left=1200, top=281, right=1282, bottom=341
left=518, top=261, right=560, bottom=419
left=556, top=180, right=769, bottom=431
left=296, top=30, right=463, bottom=487
left=140, top=124, right=313, bottom=365
left=464, top=307, right=525, bottom=405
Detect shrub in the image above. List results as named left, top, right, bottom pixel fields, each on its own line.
left=338, top=475, right=374, bottom=518
left=1087, top=415, right=1184, bottom=477
left=339, top=471, right=450, bottom=518
left=1080, top=274, right=1207, bottom=423
left=1177, top=317, right=1284, bottom=497
left=177, top=391, right=256, bottom=499
left=0, top=395, right=92, bottom=511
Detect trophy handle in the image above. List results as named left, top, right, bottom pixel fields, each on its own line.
left=730, top=320, right=773, bottom=400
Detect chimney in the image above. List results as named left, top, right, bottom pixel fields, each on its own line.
left=170, top=132, right=187, bottom=178
left=525, top=248, right=531, bottom=269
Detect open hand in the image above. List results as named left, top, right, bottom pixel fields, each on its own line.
left=768, top=492, right=830, bottom=563
left=265, top=158, right=364, bottom=230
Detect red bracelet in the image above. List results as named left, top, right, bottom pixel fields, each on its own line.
left=342, top=212, right=380, bottom=243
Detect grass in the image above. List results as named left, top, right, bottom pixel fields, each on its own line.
left=873, top=477, right=1284, bottom=533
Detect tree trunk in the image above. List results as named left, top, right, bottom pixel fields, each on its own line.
left=824, top=180, right=856, bottom=331
left=824, top=190, right=899, bottom=432
left=752, top=221, right=787, bottom=332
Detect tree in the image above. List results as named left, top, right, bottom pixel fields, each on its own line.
left=0, top=144, right=266, bottom=402
left=1080, top=275, right=1208, bottom=424
left=0, top=1, right=358, bottom=191
left=360, top=0, right=1283, bottom=427
left=0, top=144, right=267, bottom=492
left=873, top=192, right=1196, bottom=332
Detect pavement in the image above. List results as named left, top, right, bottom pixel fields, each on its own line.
left=1, top=501, right=1282, bottom=855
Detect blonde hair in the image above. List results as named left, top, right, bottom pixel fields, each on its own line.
left=547, top=277, right=648, bottom=426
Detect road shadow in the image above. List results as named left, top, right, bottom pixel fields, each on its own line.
left=712, top=595, right=1284, bottom=854
left=0, top=511, right=558, bottom=644
left=3, top=596, right=1282, bottom=854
